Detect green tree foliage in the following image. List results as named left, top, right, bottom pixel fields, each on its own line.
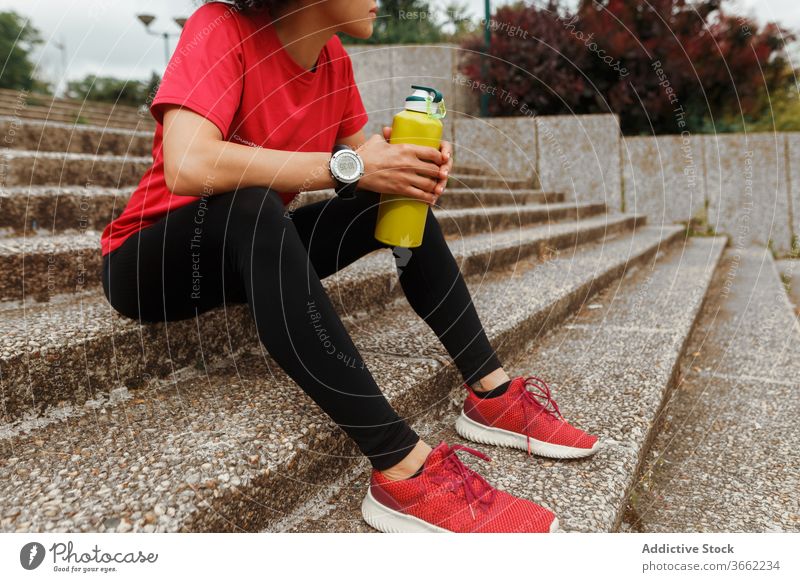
left=66, top=72, right=161, bottom=107
left=440, top=2, right=480, bottom=43
left=0, top=11, right=45, bottom=91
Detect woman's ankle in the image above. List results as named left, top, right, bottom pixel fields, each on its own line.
left=379, top=439, right=432, bottom=481
left=475, top=367, right=511, bottom=392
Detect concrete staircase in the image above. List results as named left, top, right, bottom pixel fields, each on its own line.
left=0, top=114, right=795, bottom=533
left=0, top=89, right=154, bottom=131
left=627, top=249, right=800, bottom=532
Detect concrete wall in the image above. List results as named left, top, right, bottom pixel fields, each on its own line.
left=451, top=117, right=538, bottom=185
left=622, top=135, right=705, bottom=228
left=622, top=132, right=797, bottom=251
left=346, top=43, right=797, bottom=252
left=704, top=133, right=791, bottom=251
left=537, top=114, right=621, bottom=210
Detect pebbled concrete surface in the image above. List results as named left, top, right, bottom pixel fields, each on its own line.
left=0, top=206, right=629, bottom=302
left=0, top=188, right=336, bottom=234
left=0, top=150, right=151, bottom=188
left=0, top=104, right=150, bottom=131
left=0, top=231, right=101, bottom=302
left=0, top=225, right=682, bottom=532
left=0, top=350, right=444, bottom=533
left=0, top=186, right=563, bottom=234
left=629, top=247, right=800, bottom=532
left=435, top=202, right=606, bottom=237
left=0, top=116, right=152, bottom=156
left=0, top=213, right=641, bottom=421
left=281, top=236, right=725, bottom=533
left=448, top=174, right=532, bottom=191
left=435, top=188, right=561, bottom=209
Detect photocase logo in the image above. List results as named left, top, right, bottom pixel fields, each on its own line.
left=389, top=242, right=414, bottom=292
left=20, top=542, right=46, bottom=570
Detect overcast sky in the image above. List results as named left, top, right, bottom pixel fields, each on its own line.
left=1, top=0, right=798, bottom=90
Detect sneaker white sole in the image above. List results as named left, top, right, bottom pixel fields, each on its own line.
left=455, top=411, right=600, bottom=459
left=361, top=489, right=560, bottom=533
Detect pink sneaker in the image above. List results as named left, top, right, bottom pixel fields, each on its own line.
left=456, top=375, right=599, bottom=458
left=361, top=441, right=558, bottom=533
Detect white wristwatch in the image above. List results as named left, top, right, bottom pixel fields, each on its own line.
left=328, top=144, right=364, bottom=199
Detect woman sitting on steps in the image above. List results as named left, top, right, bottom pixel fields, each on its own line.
left=100, top=0, right=599, bottom=533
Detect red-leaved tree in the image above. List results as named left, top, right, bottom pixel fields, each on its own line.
left=459, top=0, right=795, bottom=134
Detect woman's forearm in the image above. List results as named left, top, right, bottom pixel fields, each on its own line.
left=169, top=139, right=335, bottom=197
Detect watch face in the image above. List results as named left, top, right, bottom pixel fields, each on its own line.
left=334, top=151, right=363, bottom=183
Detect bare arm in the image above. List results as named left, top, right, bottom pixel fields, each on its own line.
left=162, top=106, right=447, bottom=203
left=162, top=105, right=334, bottom=196
left=335, top=128, right=367, bottom=150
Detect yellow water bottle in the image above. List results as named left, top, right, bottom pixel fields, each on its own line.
left=374, top=85, right=446, bottom=248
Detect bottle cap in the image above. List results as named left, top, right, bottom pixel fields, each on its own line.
left=405, top=85, right=446, bottom=119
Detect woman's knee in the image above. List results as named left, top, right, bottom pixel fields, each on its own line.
left=103, top=255, right=163, bottom=322
left=224, top=187, right=310, bottom=267
left=224, top=187, right=287, bottom=242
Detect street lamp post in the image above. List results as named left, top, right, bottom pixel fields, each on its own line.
left=480, top=0, right=491, bottom=117
left=137, top=14, right=188, bottom=66
left=53, top=39, right=68, bottom=97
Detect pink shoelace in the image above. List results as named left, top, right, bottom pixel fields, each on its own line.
left=464, top=376, right=566, bottom=456
left=428, top=444, right=497, bottom=520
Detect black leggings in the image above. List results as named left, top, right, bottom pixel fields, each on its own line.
left=102, top=187, right=502, bottom=470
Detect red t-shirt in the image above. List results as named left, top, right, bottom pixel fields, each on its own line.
left=101, top=2, right=368, bottom=256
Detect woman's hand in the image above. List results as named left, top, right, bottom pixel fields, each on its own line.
left=355, top=127, right=448, bottom=204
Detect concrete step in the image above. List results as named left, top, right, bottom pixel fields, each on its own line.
left=0, top=187, right=564, bottom=233
left=450, top=164, right=489, bottom=175
left=0, top=204, right=620, bottom=301
left=0, top=105, right=152, bottom=131
left=0, top=88, right=146, bottom=120
left=0, top=151, right=150, bottom=188
left=278, top=236, right=726, bottom=533
left=0, top=94, right=151, bottom=131
left=628, top=247, right=800, bottom=532
left=435, top=189, right=562, bottom=209
left=436, top=202, right=606, bottom=237
left=0, top=187, right=334, bottom=234
left=452, top=163, right=536, bottom=185
left=0, top=223, right=681, bottom=533
left=0, top=212, right=643, bottom=422
left=1, top=117, right=152, bottom=156
left=449, top=174, right=532, bottom=190
left=0, top=231, right=100, bottom=302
